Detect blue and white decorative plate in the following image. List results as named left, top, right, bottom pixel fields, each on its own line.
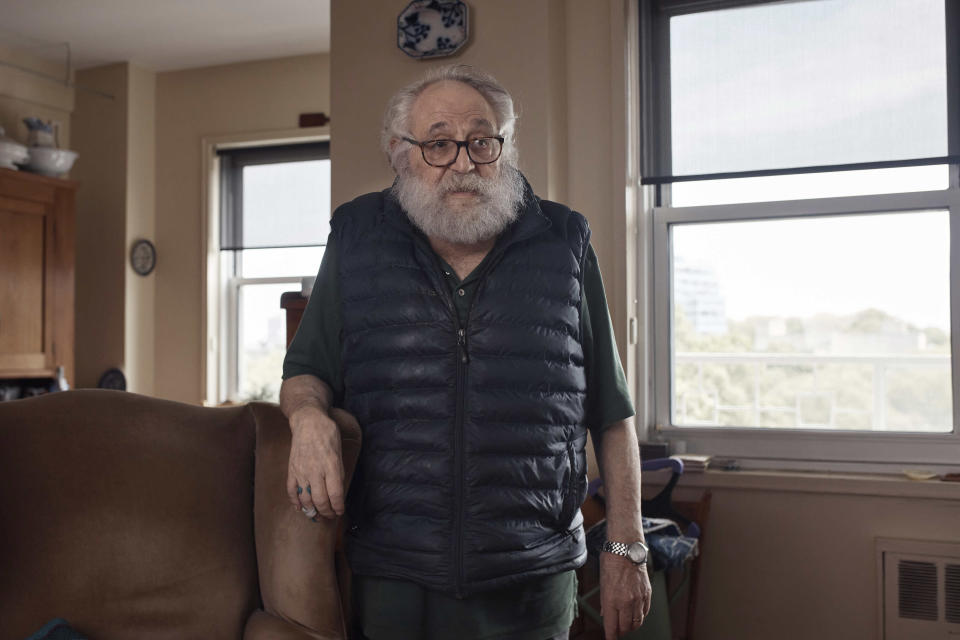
left=397, top=0, right=469, bottom=59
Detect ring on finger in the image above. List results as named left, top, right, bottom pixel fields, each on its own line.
left=301, top=506, right=318, bottom=518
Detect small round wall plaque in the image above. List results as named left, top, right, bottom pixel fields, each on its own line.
left=130, top=239, right=157, bottom=276
left=97, top=368, right=127, bottom=391
left=398, top=0, right=469, bottom=59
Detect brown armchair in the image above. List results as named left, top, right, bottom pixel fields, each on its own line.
left=0, top=390, right=361, bottom=639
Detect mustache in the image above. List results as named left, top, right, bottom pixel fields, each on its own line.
left=439, top=172, right=489, bottom=195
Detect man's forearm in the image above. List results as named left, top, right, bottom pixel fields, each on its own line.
left=279, top=374, right=335, bottom=429
left=597, top=418, right=644, bottom=542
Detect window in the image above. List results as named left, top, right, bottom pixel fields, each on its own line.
left=641, top=0, right=960, bottom=469
left=218, top=142, right=330, bottom=403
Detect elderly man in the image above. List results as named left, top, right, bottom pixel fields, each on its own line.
left=280, top=65, right=651, bottom=640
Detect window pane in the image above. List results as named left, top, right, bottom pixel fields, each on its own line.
left=240, top=246, right=324, bottom=279
left=671, top=211, right=952, bottom=432
left=242, top=159, right=331, bottom=248
left=671, top=165, right=949, bottom=208
left=237, top=283, right=293, bottom=402
left=669, top=0, right=947, bottom=176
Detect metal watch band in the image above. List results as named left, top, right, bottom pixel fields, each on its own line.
left=601, top=540, right=648, bottom=565
left=602, top=541, right=631, bottom=556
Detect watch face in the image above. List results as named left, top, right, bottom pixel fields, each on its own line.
left=627, top=542, right=648, bottom=564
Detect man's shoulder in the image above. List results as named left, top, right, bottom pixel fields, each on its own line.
left=535, top=197, right=588, bottom=226
left=331, top=189, right=390, bottom=223
left=330, top=189, right=394, bottom=239
left=533, top=197, right=591, bottom=259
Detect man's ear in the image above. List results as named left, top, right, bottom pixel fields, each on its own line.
left=387, top=137, right=402, bottom=171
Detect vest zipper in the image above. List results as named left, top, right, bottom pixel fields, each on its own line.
left=454, top=324, right=468, bottom=598
left=407, top=235, right=467, bottom=596
left=411, top=235, right=512, bottom=597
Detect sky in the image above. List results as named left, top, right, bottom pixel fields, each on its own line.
left=673, top=208, right=951, bottom=331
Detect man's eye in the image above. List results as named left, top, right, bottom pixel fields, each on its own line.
left=471, top=138, right=490, bottom=148
left=427, top=140, right=451, bottom=150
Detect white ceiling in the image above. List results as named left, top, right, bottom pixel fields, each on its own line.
left=0, top=0, right=330, bottom=72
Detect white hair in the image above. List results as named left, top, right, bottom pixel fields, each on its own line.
left=381, top=64, right=519, bottom=172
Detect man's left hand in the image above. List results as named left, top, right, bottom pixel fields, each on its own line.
left=599, top=551, right=653, bottom=640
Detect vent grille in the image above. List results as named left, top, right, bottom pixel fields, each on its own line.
left=947, top=564, right=960, bottom=624
left=898, top=560, right=938, bottom=621
left=880, top=540, right=960, bottom=639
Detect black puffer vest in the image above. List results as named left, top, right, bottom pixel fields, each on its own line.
left=336, top=183, right=591, bottom=596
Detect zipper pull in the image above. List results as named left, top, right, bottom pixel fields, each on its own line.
left=457, top=328, right=469, bottom=363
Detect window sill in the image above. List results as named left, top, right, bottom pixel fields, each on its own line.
left=643, top=467, right=960, bottom=501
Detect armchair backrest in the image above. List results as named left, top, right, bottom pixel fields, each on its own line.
left=0, top=390, right=361, bottom=640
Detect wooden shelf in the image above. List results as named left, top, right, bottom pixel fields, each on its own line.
left=0, top=368, right=56, bottom=380
left=0, top=166, right=79, bottom=189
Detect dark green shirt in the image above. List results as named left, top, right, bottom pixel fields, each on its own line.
left=282, top=228, right=634, bottom=639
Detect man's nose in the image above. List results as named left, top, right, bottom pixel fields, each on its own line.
left=449, top=144, right=475, bottom=173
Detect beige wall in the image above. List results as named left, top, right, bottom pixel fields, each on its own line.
left=654, top=474, right=960, bottom=639
left=331, top=0, right=565, bottom=205
left=125, top=65, right=157, bottom=395
left=72, top=64, right=128, bottom=389
left=0, top=44, right=74, bottom=149
left=154, top=54, right=330, bottom=404
left=71, top=63, right=157, bottom=393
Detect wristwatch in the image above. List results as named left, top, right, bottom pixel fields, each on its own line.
left=601, top=540, right=649, bottom=565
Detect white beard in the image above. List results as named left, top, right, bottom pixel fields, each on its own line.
left=393, top=165, right=526, bottom=245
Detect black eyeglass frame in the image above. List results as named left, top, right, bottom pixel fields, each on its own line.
left=402, top=136, right=505, bottom=167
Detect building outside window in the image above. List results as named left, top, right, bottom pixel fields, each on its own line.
left=217, top=142, right=330, bottom=403
left=641, top=0, right=960, bottom=469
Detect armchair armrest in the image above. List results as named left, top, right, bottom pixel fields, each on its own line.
left=244, top=609, right=338, bottom=639
left=246, top=404, right=362, bottom=639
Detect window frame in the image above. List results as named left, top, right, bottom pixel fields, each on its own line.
left=218, top=142, right=330, bottom=251
left=652, top=187, right=960, bottom=470
left=219, top=261, right=308, bottom=404
left=199, top=132, right=332, bottom=406
left=640, top=0, right=960, bottom=471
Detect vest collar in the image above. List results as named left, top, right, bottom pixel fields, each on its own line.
left=380, top=171, right=552, bottom=250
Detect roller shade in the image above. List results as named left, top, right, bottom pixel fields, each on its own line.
left=218, top=142, right=330, bottom=250
left=643, top=0, right=958, bottom=184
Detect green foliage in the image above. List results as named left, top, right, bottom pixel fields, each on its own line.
left=672, top=307, right=952, bottom=431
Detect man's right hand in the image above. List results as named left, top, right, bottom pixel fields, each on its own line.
left=286, top=407, right=346, bottom=520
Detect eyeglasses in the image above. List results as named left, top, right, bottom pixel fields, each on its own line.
left=403, top=136, right=505, bottom=167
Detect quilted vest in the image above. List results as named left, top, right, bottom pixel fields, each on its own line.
left=335, top=184, right=591, bottom=597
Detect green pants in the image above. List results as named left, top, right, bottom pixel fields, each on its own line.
left=353, top=571, right=578, bottom=640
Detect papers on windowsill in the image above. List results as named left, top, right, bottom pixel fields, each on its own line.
left=672, top=454, right=711, bottom=473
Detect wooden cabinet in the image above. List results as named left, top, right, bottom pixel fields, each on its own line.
left=0, top=168, right=77, bottom=383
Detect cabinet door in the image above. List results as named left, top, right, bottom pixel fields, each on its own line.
left=0, top=200, right=49, bottom=372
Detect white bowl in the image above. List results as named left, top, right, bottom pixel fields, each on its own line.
left=26, top=147, right=78, bottom=177
left=0, top=139, right=29, bottom=170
